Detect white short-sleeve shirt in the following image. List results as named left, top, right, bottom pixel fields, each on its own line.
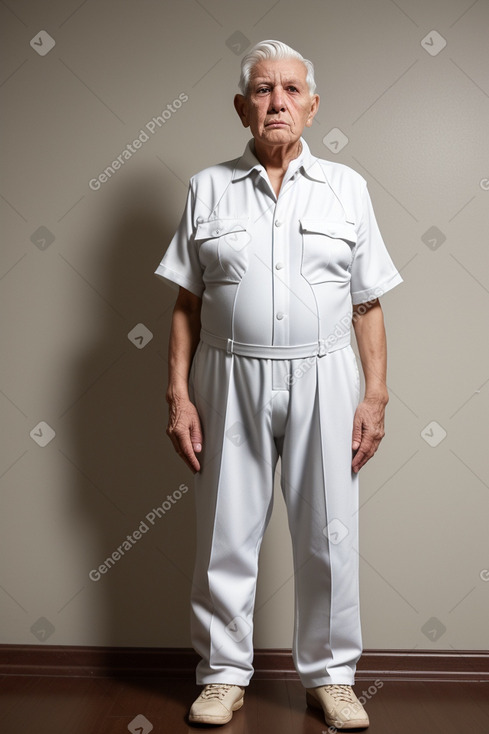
left=155, top=137, right=402, bottom=351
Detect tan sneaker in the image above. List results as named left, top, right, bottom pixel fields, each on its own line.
left=188, top=683, right=245, bottom=725
left=306, top=684, right=369, bottom=729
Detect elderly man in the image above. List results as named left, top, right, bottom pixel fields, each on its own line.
left=155, top=40, right=402, bottom=729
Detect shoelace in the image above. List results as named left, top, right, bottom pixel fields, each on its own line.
left=323, top=685, right=357, bottom=703
left=201, top=684, right=235, bottom=700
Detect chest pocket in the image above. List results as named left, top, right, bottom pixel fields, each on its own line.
left=195, top=218, right=250, bottom=284
left=300, top=219, right=356, bottom=284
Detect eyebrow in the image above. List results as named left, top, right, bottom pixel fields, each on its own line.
left=252, top=78, right=303, bottom=86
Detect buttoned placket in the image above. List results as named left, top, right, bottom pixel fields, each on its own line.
left=271, top=191, right=289, bottom=392
left=269, top=164, right=303, bottom=349
left=272, top=204, right=288, bottom=346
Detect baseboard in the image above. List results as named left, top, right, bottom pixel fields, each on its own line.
left=0, top=645, right=487, bottom=681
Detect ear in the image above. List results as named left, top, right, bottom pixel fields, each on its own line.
left=234, top=94, right=250, bottom=128
left=305, top=94, right=320, bottom=128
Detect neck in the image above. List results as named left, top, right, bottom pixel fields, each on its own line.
left=252, top=138, right=303, bottom=173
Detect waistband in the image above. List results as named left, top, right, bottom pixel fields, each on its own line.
left=200, top=330, right=350, bottom=359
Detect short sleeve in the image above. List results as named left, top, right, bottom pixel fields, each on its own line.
left=350, top=183, right=403, bottom=305
left=154, top=181, right=204, bottom=298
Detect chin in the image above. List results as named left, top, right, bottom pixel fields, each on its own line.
left=263, top=128, right=290, bottom=140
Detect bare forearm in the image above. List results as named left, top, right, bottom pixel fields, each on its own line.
left=350, top=299, right=389, bottom=472
left=166, top=289, right=202, bottom=402
left=352, top=299, right=389, bottom=404
left=164, top=288, right=203, bottom=473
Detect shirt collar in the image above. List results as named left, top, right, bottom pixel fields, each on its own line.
left=232, top=137, right=327, bottom=184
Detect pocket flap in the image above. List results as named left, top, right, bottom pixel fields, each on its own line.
left=300, top=219, right=357, bottom=243
left=195, top=218, right=249, bottom=240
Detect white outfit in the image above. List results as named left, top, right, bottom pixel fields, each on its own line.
left=155, top=137, right=402, bottom=688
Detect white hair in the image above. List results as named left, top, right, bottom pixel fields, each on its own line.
left=238, top=39, right=316, bottom=96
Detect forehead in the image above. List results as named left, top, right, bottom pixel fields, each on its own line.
left=249, top=57, right=308, bottom=85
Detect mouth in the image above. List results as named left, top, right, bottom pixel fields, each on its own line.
left=265, top=120, right=288, bottom=127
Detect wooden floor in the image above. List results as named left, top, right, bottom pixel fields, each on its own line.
left=1, top=676, right=488, bottom=733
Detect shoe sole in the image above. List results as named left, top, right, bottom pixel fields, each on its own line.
left=306, top=691, right=369, bottom=730
left=188, top=695, right=244, bottom=725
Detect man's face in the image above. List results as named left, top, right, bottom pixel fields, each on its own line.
left=234, top=58, right=319, bottom=148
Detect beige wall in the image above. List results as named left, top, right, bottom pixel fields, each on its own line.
left=1, top=0, right=488, bottom=652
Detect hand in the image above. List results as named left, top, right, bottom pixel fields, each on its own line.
left=351, top=397, right=386, bottom=473
left=166, top=396, right=203, bottom=473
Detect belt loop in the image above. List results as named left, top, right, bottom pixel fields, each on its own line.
left=226, top=338, right=234, bottom=354
left=318, top=339, right=327, bottom=358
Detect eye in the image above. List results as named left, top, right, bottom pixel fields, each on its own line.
left=287, top=86, right=298, bottom=92
left=256, top=87, right=271, bottom=94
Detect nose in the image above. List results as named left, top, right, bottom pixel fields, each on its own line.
left=269, top=86, right=285, bottom=112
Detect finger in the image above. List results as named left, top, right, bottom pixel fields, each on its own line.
left=352, top=450, right=364, bottom=472
left=351, top=436, right=372, bottom=471
left=352, top=437, right=379, bottom=472
left=173, top=431, right=201, bottom=473
left=351, top=416, right=363, bottom=451
left=175, top=443, right=200, bottom=473
left=181, top=451, right=200, bottom=474
left=189, top=419, right=203, bottom=453
left=352, top=449, right=369, bottom=473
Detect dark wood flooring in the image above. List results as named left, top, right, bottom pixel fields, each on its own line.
left=1, top=676, right=488, bottom=734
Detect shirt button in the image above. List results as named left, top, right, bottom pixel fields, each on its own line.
left=196, top=216, right=204, bottom=224
left=275, top=262, right=284, bottom=270
left=276, top=312, right=285, bottom=320
left=213, top=228, right=221, bottom=236
left=274, top=219, right=282, bottom=227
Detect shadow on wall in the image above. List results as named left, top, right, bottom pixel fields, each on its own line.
left=61, top=169, right=196, bottom=657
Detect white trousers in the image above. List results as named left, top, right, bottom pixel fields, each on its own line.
left=188, top=340, right=363, bottom=688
